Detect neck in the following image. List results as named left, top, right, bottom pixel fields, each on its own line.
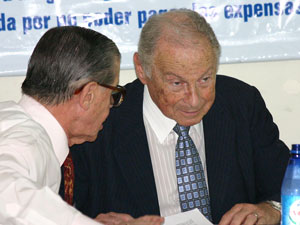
left=43, top=101, right=77, bottom=147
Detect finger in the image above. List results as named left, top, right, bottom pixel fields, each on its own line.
left=229, top=210, right=253, bottom=225
left=126, top=216, right=163, bottom=225
left=139, top=215, right=164, bottom=222
left=123, top=219, right=163, bottom=225
left=95, top=213, right=126, bottom=225
left=243, top=213, right=259, bottom=225
left=219, top=204, right=258, bottom=225
left=219, top=204, right=245, bottom=225
left=108, top=212, right=134, bottom=221
left=94, top=214, right=116, bottom=224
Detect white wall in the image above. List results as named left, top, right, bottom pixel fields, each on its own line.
left=1, top=59, right=299, bottom=148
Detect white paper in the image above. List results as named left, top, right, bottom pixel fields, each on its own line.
left=164, top=209, right=213, bottom=225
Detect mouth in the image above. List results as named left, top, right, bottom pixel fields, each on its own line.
left=180, top=109, right=200, bottom=117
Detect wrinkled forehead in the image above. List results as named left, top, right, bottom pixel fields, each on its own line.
left=151, top=47, right=217, bottom=84
left=154, top=34, right=217, bottom=64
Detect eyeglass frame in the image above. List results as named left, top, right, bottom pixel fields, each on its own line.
left=99, top=83, right=126, bottom=107
left=74, top=82, right=126, bottom=107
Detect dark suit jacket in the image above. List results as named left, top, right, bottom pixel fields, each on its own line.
left=70, top=75, right=289, bottom=223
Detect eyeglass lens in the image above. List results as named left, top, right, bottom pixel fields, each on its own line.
left=112, top=91, right=122, bottom=106
left=111, top=85, right=125, bottom=107
left=98, top=83, right=125, bottom=107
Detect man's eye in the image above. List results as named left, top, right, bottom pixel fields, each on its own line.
left=203, top=77, right=210, bottom=82
left=199, top=76, right=211, bottom=84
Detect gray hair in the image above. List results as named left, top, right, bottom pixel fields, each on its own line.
left=137, top=9, right=221, bottom=77
left=22, top=26, right=120, bottom=105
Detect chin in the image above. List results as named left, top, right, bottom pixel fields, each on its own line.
left=173, top=110, right=205, bottom=126
left=89, top=135, right=98, bottom=142
left=177, top=117, right=203, bottom=127
left=81, top=134, right=97, bottom=144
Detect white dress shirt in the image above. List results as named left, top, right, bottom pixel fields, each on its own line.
left=0, top=95, right=100, bottom=225
left=143, top=86, right=209, bottom=217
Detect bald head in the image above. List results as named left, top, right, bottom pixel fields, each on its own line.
left=137, top=9, right=221, bottom=77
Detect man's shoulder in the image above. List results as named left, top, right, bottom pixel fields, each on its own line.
left=0, top=101, right=57, bottom=182
left=0, top=101, right=48, bottom=143
left=124, top=78, right=144, bottom=95
left=215, top=75, right=258, bottom=100
left=0, top=100, right=22, bottom=113
left=216, top=75, right=254, bottom=90
left=212, top=74, right=265, bottom=118
left=0, top=101, right=30, bottom=131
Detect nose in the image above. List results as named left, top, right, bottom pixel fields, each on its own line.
left=184, top=85, right=200, bottom=107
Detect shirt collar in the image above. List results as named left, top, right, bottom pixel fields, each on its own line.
left=143, top=85, right=176, bottom=143
left=19, top=95, right=69, bottom=166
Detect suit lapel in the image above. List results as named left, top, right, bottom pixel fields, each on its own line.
left=203, top=93, right=236, bottom=220
left=113, top=80, right=160, bottom=215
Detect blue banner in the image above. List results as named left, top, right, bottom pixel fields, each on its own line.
left=0, top=0, right=300, bottom=76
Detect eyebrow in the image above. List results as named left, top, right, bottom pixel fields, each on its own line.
left=164, top=68, right=213, bottom=81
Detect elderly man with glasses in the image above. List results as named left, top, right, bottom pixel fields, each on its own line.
left=0, top=26, right=163, bottom=225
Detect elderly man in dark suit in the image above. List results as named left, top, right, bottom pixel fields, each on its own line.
left=70, top=9, right=289, bottom=225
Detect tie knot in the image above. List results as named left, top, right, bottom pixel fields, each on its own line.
left=173, top=124, right=190, bottom=136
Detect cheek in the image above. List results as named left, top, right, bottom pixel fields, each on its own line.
left=200, top=88, right=215, bottom=115
left=93, top=107, right=109, bottom=133
left=201, top=86, right=215, bottom=101
left=97, top=95, right=111, bottom=122
left=159, top=89, right=182, bottom=111
left=99, top=102, right=110, bottom=121
left=99, top=110, right=109, bottom=126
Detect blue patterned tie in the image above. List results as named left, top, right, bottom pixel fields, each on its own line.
left=173, top=124, right=212, bottom=221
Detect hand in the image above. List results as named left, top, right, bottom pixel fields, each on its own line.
left=218, top=202, right=281, bottom=225
left=94, top=212, right=164, bottom=225
left=121, top=215, right=164, bottom=225
left=95, top=212, right=133, bottom=225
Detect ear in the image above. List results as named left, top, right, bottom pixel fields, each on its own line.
left=78, top=82, right=98, bottom=111
left=133, top=52, right=148, bottom=85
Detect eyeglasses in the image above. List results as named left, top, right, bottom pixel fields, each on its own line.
left=99, top=83, right=126, bottom=107
left=74, top=82, right=126, bottom=107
